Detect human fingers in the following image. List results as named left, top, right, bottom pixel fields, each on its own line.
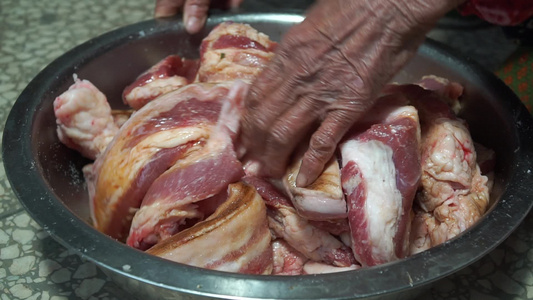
left=255, top=94, right=325, bottom=178
left=154, top=0, right=186, bottom=18
left=183, top=0, right=211, bottom=34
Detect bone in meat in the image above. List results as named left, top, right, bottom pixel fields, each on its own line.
left=147, top=182, right=272, bottom=274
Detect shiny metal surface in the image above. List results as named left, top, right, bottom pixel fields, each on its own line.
left=3, top=12, right=533, bottom=300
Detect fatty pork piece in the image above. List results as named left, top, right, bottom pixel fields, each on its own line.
left=122, top=55, right=200, bottom=110
left=243, top=176, right=357, bottom=269
left=386, top=84, right=491, bottom=254
left=147, top=182, right=273, bottom=275
left=340, top=98, right=421, bottom=267
left=284, top=154, right=347, bottom=221
left=197, top=22, right=276, bottom=83
left=127, top=82, right=248, bottom=250
left=88, top=81, right=243, bottom=241
left=271, top=239, right=308, bottom=275
left=54, top=77, right=119, bottom=160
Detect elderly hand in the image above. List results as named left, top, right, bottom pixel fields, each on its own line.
left=155, top=0, right=244, bottom=34
left=239, top=0, right=466, bottom=187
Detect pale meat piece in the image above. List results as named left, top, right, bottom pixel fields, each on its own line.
left=90, top=82, right=236, bottom=241
left=284, top=155, right=347, bottom=221
left=197, top=22, right=276, bottom=83
left=147, top=182, right=273, bottom=275
left=410, top=165, right=489, bottom=254
left=54, top=77, right=119, bottom=160
left=243, top=176, right=357, bottom=268
left=122, top=55, right=200, bottom=110
left=126, top=81, right=248, bottom=250
left=271, top=239, right=308, bottom=275
left=340, top=101, right=421, bottom=267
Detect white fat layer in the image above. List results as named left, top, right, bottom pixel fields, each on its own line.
left=341, top=139, right=402, bottom=261
left=126, top=77, right=188, bottom=100
left=121, top=127, right=208, bottom=183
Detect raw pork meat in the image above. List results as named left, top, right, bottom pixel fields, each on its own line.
left=126, top=81, right=248, bottom=250
left=271, top=239, right=308, bottom=275
left=340, top=100, right=421, bottom=267
left=122, top=55, right=199, bottom=109
left=146, top=182, right=273, bottom=274
left=197, top=22, right=276, bottom=83
left=54, top=76, right=119, bottom=160
left=385, top=84, right=491, bottom=254
left=89, top=82, right=238, bottom=240
left=243, top=176, right=356, bottom=268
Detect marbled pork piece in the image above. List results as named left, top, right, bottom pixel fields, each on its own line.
left=54, top=76, right=119, bottom=160
left=122, top=55, right=200, bottom=110
left=197, top=22, right=277, bottom=83
left=126, top=81, right=248, bottom=250
left=147, top=182, right=273, bottom=275
left=340, top=100, right=421, bottom=267
left=89, top=82, right=237, bottom=241
left=243, top=176, right=357, bottom=268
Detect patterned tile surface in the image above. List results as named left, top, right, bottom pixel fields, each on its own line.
left=0, top=0, right=532, bottom=299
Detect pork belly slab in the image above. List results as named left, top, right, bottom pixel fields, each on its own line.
left=122, top=55, right=200, bottom=110
left=147, top=182, right=272, bottom=274
left=198, top=22, right=276, bottom=83
left=89, top=82, right=239, bottom=241
left=126, top=81, right=248, bottom=250
left=340, top=102, right=421, bottom=267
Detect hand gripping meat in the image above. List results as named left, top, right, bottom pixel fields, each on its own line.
left=284, top=154, right=347, bottom=221
left=147, top=182, right=273, bottom=274
left=340, top=99, right=421, bottom=267
left=89, top=82, right=242, bottom=241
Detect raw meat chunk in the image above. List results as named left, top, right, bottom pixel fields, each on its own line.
left=147, top=182, right=272, bottom=274
left=340, top=101, right=421, bottom=267
left=123, top=55, right=200, bottom=109
left=198, top=22, right=276, bottom=83
left=54, top=76, right=119, bottom=160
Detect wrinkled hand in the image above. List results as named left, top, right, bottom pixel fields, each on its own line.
left=240, top=0, right=465, bottom=187
left=155, top=0, right=244, bottom=34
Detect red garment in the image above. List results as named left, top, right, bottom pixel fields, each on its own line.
left=459, top=0, right=533, bottom=26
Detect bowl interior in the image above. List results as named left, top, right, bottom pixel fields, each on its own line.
left=4, top=12, right=533, bottom=300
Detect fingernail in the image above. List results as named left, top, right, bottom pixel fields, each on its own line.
left=186, top=16, right=202, bottom=34
left=296, top=172, right=308, bottom=188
